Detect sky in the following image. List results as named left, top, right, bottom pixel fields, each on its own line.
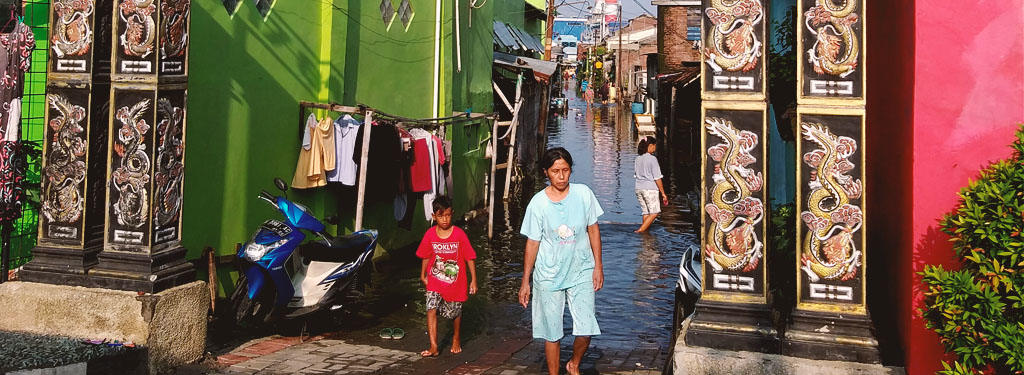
left=554, top=0, right=657, bottom=21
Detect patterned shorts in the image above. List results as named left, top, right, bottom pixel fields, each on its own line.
left=532, top=281, right=600, bottom=342
left=636, top=189, right=661, bottom=215
left=425, top=291, right=463, bottom=319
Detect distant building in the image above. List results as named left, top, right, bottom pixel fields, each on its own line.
left=553, top=17, right=587, bottom=41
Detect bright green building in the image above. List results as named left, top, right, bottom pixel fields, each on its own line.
left=183, top=1, right=544, bottom=293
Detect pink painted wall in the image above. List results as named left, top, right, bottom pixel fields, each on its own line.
left=908, top=0, right=1024, bottom=373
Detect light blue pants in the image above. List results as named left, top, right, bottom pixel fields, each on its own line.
left=532, top=281, right=601, bottom=342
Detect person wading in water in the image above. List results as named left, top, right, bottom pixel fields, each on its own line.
left=519, top=147, right=604, bottom=375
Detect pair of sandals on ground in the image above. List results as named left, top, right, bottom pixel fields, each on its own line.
left=378, top=328, right=406, bottom=340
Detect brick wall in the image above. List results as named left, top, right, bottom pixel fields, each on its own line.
left=658, top=5, right=701, bottom=72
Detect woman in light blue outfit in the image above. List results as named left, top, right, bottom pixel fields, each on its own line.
left=519, top=147, right=604, bottom=375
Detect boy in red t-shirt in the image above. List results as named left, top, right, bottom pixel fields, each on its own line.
left=416, top=195, right=478, bottom=357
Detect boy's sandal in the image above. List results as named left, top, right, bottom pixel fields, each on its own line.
left=390, top=328, right=405, bottom=340
left=379, top=328, right=393, bottom=339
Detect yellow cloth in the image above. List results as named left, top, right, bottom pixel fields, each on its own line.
left=292, top=114, right=336, bottom=189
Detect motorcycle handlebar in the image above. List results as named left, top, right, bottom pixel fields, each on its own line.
left=258, top=191, right=276, bottom=204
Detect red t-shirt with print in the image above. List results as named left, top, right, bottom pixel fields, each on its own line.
left=416, top=226, right=476, bottom=302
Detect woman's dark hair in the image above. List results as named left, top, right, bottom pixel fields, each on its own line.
left=540, top=147, right=574, bottom=171
left=637, top=136, right=656, bottom=155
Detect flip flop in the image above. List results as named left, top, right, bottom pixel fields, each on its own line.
left=390, top=328, right=405, bottom=340
left=379, top=328, right=393, bottom=339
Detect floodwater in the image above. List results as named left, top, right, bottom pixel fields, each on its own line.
left=345, top=81, right=702, bottom=351
left=207, top=81, right=704, bottom=364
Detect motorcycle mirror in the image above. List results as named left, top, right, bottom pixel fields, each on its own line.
left=324, top=216, right=340, bottom=225
left=273, top=178, right=288, bottom=193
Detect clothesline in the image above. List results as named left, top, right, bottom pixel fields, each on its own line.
left=296, top=100, right=474, bottom=231
left=298, top=101, right=496, bottom=131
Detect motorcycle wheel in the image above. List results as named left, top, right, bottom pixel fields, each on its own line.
left=231, top=273, right=273, bottom=327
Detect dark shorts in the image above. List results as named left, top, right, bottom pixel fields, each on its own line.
left=425, top=291, right=463, bottom=319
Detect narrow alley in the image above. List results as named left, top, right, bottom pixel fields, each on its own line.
left=193, top=82, right=700, bottom=375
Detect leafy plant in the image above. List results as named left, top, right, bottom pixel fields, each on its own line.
left=919, top=124, right=1024, bottom=375
left=768, top=203, right=796, bottom=326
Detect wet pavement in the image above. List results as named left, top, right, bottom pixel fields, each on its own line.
left=186, top=82, right=700, bottom=374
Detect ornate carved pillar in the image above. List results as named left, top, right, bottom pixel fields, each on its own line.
left=21, top=0, right=114, bottom=286
left=88, top=0, right=192, bottom=293
left=685, top=0, right=777, bottom=353
left=784, top=0, right=879, bottom=363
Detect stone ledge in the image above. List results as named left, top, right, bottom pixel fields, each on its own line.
left=672, top=318, right=905, bottom=375
left=0, top=281, right=208, bottom=374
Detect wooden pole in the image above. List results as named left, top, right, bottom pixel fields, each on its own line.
left=354, top=111, right=374, bottom=231
left=544, top=0, right=555, bottom=61
left=503, top=74, right=525, bottom=201
left=487, top=117, right=499, bottom=238
left=493, top=81, right=514, bottom=112
left=617, top=4, right=622, bottom=98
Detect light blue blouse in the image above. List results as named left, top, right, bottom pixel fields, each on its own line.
left=520, top=183, right=604, bottom=291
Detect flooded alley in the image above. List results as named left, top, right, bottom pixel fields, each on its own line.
left=202, top=82, right=701, bottom=375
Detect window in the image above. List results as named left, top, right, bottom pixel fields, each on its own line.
left=686, top=7, right=701, bottom=41
left=380, top=0, right=396, bottom=30
left=398, top=0, right=415, bottom=31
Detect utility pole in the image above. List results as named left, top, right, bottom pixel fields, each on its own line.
left=544, top=0, right=555, bottom=60
left=616, top=4, right=622, bottom=99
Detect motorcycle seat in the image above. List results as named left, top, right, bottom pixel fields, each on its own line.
left=299, top=233, right=373, bottom=263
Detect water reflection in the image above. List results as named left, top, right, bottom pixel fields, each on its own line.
left=349, top=80, right=699, bottom=350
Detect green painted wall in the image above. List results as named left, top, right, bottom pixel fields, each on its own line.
left=183, top=0, right=328, bottom=265
left=183, top=1, right=506, bottom=292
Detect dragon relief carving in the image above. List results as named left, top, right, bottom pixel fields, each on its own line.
left=52, top=0, right=95, bottom=58
left=118, top=0, right=156, bottom=58
left=800, top=122, right=863, bottom=282
left=704, top=0, right=764, bottom=74
left=154, top=98, right=184, bottom=226
left=112, top=99, right=151, bottom=228
left=42, top=94, right=88, bottom=224
left=805, top=0, right=859, bottom=77
left=704, top=117, right=765, bottom=274
left=160, top=0, right=189, bottom=58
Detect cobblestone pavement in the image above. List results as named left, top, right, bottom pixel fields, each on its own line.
left=188, top=330, right=669, bottom=375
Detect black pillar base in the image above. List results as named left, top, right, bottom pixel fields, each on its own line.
left=89, top=246, right=195, bottom=294
left=684, top=299, right=780, bottom=354
left=19, top=245, right=102, bottom=287
left=783, top=309, right=881, bottom=364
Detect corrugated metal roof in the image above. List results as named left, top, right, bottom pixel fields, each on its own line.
left=507, top=25, right=536, bottom=52
left=493, top=21, right=520, bottom=50
left=494, top=51, right=558, bottom=81
left=509, top=24, right=545, bottom=53
left=655, top=67, right=700, bottom=86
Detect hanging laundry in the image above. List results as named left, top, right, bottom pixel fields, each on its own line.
left=307, top=115, right=336, bottom=181
left=292, top=114, right=318, bottom=189
left=327, top=115, right=360, bottom=185
left=408, top=128, right=449, bottom=221
left=291, top=114, right=335, bottom=189
left=352, top=121, right=403, bottom=203
left=0, top=22, right=34, bottom=221
left=409, top=137, right=434, bottom=193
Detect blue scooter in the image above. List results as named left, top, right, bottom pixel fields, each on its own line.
left=231, top=178, right=378, bottom=326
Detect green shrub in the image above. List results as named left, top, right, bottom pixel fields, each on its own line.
left=920, top=124, right=1024, bottom=375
